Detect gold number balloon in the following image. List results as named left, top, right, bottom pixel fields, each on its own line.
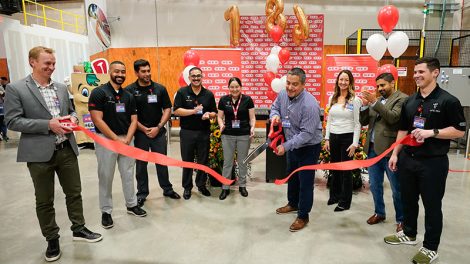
left=224, top=5, right=240, bottom=47
left=292, top=5, right=309, bottom=46
left=265, top=0, right=287, bottom=34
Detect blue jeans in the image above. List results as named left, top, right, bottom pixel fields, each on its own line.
left=368, top=147, right=403, bottom=223
left=286, top=144, right=321, bottom=219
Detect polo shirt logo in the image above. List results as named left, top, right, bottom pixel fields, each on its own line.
left=430, top=102, right=440, bottom=113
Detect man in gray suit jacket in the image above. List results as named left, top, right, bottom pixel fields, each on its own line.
left=4, top=46, right=102, bottom=262
left=360, top=72, right=408, bottom=232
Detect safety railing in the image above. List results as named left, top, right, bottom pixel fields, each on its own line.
left=22, top=0, right=86, bottom=35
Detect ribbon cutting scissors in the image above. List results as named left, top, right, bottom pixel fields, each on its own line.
left=243, top=121, right=284, bottom=165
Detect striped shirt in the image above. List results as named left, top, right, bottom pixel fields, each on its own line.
left=270, top=89, right=322, bottom=151
left=32, top=76, right=67, bottom=144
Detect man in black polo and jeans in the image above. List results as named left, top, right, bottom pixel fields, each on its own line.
left=385, top=57, right=466, bottom=264
left=125, top=59, right=181, bottom=207
left=173, top=67, right=217, bottom=200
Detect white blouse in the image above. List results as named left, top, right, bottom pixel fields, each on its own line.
left=325, top=96, right=362, bottom=146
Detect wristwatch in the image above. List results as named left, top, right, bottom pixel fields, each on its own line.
left=433, top=128, right=439, bottom=137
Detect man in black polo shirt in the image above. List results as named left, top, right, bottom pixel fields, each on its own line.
left=125, top=59, right=181, bottom=207
left=384, top=57, right=466, bottom=264
left=173, top=67, right=217, bottom=200
left=89, top=61, right=147, bottom=229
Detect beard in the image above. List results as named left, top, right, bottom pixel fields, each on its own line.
left=379, top=90, right=388, bottom=98
left=111, top=75, right=125, bottom=85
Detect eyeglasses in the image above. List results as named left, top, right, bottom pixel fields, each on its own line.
left=190, top=74, right=202, bottom=79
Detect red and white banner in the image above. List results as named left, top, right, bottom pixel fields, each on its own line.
left=324, top=55, right=378, bottom=107
left=193, top=48, right=241, bottom=104
left=240, top=15, right=324, bottom=107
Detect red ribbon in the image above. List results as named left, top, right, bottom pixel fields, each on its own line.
left=66, top=123, right=233, bottom=185
left=274, top=135, right=423, bottom=185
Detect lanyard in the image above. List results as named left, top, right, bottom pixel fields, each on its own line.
left=417, top=99, right=424, bottom=117
left=231, top=95, right=242, bottom=120
left=115, top=95, right=121, bottom=103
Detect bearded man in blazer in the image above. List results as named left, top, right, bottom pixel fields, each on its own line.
left=360, top=72, right=408, bottom=233
left=4, top=46, right=101, bottom=262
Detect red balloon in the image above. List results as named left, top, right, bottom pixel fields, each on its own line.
left=377, top=64, right=398, bottom=81
left=278, top=48, right=290, bottom=65
left=377, top=5, right=399, bottom=33
left=178, top=73, right=187, bottom=87
left=183, top=50, right=200, bottom=66
left=266, top=89, right=278, bottom=101
left=269, top=25, right=283, bottom=43
left=264, top=72, right=276, bottom=86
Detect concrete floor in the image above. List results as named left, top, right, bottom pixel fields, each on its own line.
left=1, top=133, right=470, bottom=264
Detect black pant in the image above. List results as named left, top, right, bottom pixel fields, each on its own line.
left=180, top=129, right=210, bottom=190
left=398, top=151, right=448, bottom=251
left=329, top=133, right=353, bottom=209
left=134, top=129, right=173, bottom=199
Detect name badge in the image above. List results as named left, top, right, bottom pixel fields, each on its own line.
left=413, top=116, right=426, bottom=129
left=116, top=103, right=126, bottom=113
left=346, top=103, right=354, bottom=111
left=231, top=120, right=240, bottom=128
left=147, top=94, right=158, bottom=103
left=282, top=119, right=291, bottom=128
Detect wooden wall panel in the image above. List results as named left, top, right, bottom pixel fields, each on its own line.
left=90, top=47, right=159, bottom=88
left=0, top=59, right=9, bottom=81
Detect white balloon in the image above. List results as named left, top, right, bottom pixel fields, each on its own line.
left=280, top=75, right=287, bottom=85
left=366, top=33, right=387, bottom=61
left=270, top=45, right=282, bottom=55
left=182, top=65, right=194, bottom=85
left=387, top=31, right=409, bottom=58
left=266, top=54, right=280, bottom=74
left=271, top=78, right=284, bottom=93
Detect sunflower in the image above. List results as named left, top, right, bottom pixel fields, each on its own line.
left=213, top=129, right=221, bottom=138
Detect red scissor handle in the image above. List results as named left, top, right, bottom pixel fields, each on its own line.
left=268, top=121, right=283, bottom=140
left=269, top=134, right=285, bottom=153
left=268, top=121, right=284, bottom=154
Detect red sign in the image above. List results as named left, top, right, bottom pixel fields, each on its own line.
left=324, top=55, right=378, bottom=108
left=240, top=15, right=324, bottom=108
left=193, top=48, right=241, bottom=104
left=91, top=58, right=108, bottom=74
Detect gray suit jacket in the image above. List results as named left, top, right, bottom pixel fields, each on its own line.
left=4, top=75, right=79, bottom=162
left=359, top=90, right=408, bottom=157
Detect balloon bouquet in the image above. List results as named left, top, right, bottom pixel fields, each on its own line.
left=366, top=5, right=409, bottom=79
left=263, top=0, right=309, bottom=101
left=178, top=50, right=201, bottom=87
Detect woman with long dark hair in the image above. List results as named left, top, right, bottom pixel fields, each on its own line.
left=324, top=70, right=361, bottom=211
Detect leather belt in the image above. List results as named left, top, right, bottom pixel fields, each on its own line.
left=55, top=140, right=69, bottom=151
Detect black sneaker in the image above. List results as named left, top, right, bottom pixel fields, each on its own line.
left=73, top=227, right=103, bottom=242
left=137, top=198, right=145, bottom=207
left=127, top=206, right=147, bottom=217
left=101, top=213, right=114, bottom=229
left=45, top=238, right=61, bottom=262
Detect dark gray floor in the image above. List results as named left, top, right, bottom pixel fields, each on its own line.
left=1, top=133, right=469, bottom=264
